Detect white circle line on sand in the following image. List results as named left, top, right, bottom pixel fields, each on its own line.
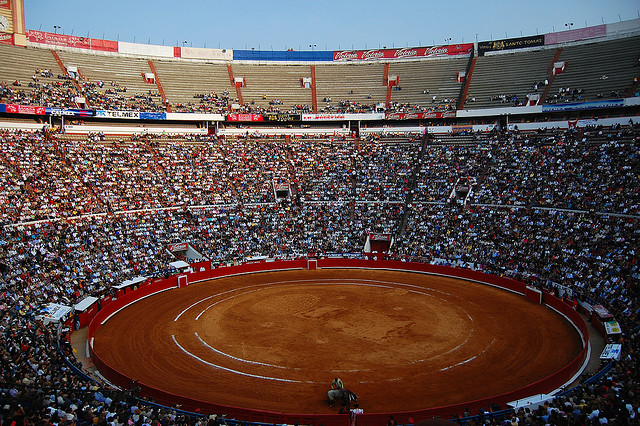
left=188, top=278, right=455, bottom=322
left=171, top=334, right=313, bottom=383
left=177, top=277, right=458, bottom=322
left=185, top=279, right=476, bottom=375
left=194, top=331, right=291, bottom=370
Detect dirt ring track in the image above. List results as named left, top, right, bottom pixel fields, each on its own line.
left=91, top=266, right=585, bottom=420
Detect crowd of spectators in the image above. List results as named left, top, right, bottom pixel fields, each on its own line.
left=0, top=79, right=77, bottom=108
left=0, top=124, right=639, bottom=425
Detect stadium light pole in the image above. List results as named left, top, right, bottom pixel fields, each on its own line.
left=565, top=22, right=574, bottom=30
left=53, top=25, right=61, bottom=34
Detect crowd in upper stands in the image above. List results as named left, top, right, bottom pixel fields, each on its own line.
left=0, top=124, right=639, bottom=425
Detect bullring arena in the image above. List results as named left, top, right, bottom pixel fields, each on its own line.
left=88, top=261, right=588, bottom=424
left=1, top=1, right=639, bottom=424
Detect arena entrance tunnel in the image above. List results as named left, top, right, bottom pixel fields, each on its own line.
left=87, top=259, right=589, bottom=426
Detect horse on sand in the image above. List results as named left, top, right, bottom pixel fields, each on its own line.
left=326, top=388, right=358, bottom=408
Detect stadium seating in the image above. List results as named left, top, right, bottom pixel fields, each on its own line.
left=1, top=29, right=640, bottom=425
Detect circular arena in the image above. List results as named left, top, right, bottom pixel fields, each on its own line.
left=88, top=261, right=588, bottom=424
left=1, top=2, right=640, bottom=425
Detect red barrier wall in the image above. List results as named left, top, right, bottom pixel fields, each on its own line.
left=87, top=260, right=588, bottom=425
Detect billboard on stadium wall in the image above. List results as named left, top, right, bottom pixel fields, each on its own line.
left=27, top=30, right=118, bottom=52
left=301, top=113, right=384, bottom=121
left=95, top=110, right=140, bottom=119
left=6, top=104, right=45, bottom=115
left=545, top=24, right=606, bottom=45
left=140, top=112, right=166, bottom=120
left=180, top=46, right=232, bottom=61
left=227, top=113, right=263, bottom=122
left=46, top=107, right=94, bottom=117
left=478, top=35, right=545, bottom=55
left=119, top=41, right=174, bottom=58
left=0, top=32, right=12, bottom=45
left=541, top=99, right=624, bottom=112
left=233, top=50, right=333, bottom=61
left=263, top=113, right=301, bottom=122
left=165, top=112, right=225, bottom=121
left=333, top=44, right=473, bottom=61
left=0, top=0, right=10, bottom=9
left=386, top=111, right=456, bottom=120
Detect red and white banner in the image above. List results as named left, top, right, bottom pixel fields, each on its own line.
left=27, top=30, right=118, bottom=52
left=168, top=243, right=188, bottom=252
left=385, top=111, right=456, bottom=120
left=6, top=104, right=45, bottom=115
left=227, top=113, right=263, bottom=122
left=370, top=233, right=391, bottom=241
left=0, top=32, right=12, bottom=45
left=333, top=43, right=473, bottom=61
left=0, top=0, right=10, bottom=9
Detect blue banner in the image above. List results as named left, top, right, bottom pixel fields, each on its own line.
left=542, top=99, right=624, bottom=112
left=233, top=50, right=334, bottom=61
left=46, top=107, right=94, bottom=117
left=140, top=112, right=167, bottom=120
left=0, top=103, right=5, bottom=113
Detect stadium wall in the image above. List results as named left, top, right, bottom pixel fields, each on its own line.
left=87, top=259, right=589, bottom=425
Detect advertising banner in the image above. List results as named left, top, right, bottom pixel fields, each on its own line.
left=46, top=107, right=94, bottom=117
left=140, top=112, right=166, bottom=120
left=227, top=113, right=263, bottom=122
left=165, top=112, right=225, bottom=121
left=40, top=303, right=73, bottom=324
left=263, top=113, right=301, bottom=122
left=96, top=110, right=140, bottom=119
left=0, top=103, right=5, bottom=113
left=27, top=30, right=118, bottom=52
left=168, top=243, right=188, bottom=252
left=545, top=24, right=606, bottom=45
left=452, top=124, right=473, bottom=133
left=542, top=99, right=624, bottom=112
left=370, top=233, right=392, bottom=241
left=301, top=113, right=384, bottom=121
left=181, top=46, right=233, bottom=61
left=478, top=35, right=545, bottom=55
left=385, top=111, right=456, bottom=120
left=600, top=344, right=622, bottom=360
left=6, top=104, right=45, bottom=115
left=333, top=43, right=473, bottom=61
left=604, top=321, right=622, bottom=335
left=119, top=41, right=174, bottom=58
left=0, top=0, right=9, bottom=9
left=0, top=32, right=12, bottom=45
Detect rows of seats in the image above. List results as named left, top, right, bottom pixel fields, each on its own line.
left=2, top=36, right=639, bottom=114
left=232, top=63, right=312, bottom=112
left=315, top=62, right=387, bottom=112
left=153, top=60, right=232, bottom=112
left=549, top=35, right=640, bottom=102
left=55, top=50, right=165, bottom=111
left=388, top=56, right=469, bottom=111
left=0, top=127, right=639, bottom=425
left=465, top=47, right=555, bottom=109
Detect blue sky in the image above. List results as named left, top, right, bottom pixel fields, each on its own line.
left=25, top=0, right=640, bottom=51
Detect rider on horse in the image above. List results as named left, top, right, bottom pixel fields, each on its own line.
left=331, top=377, right=344, bottom=390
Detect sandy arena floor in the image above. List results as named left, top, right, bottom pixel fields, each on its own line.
left=92, top=269, right=583, bottom=414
